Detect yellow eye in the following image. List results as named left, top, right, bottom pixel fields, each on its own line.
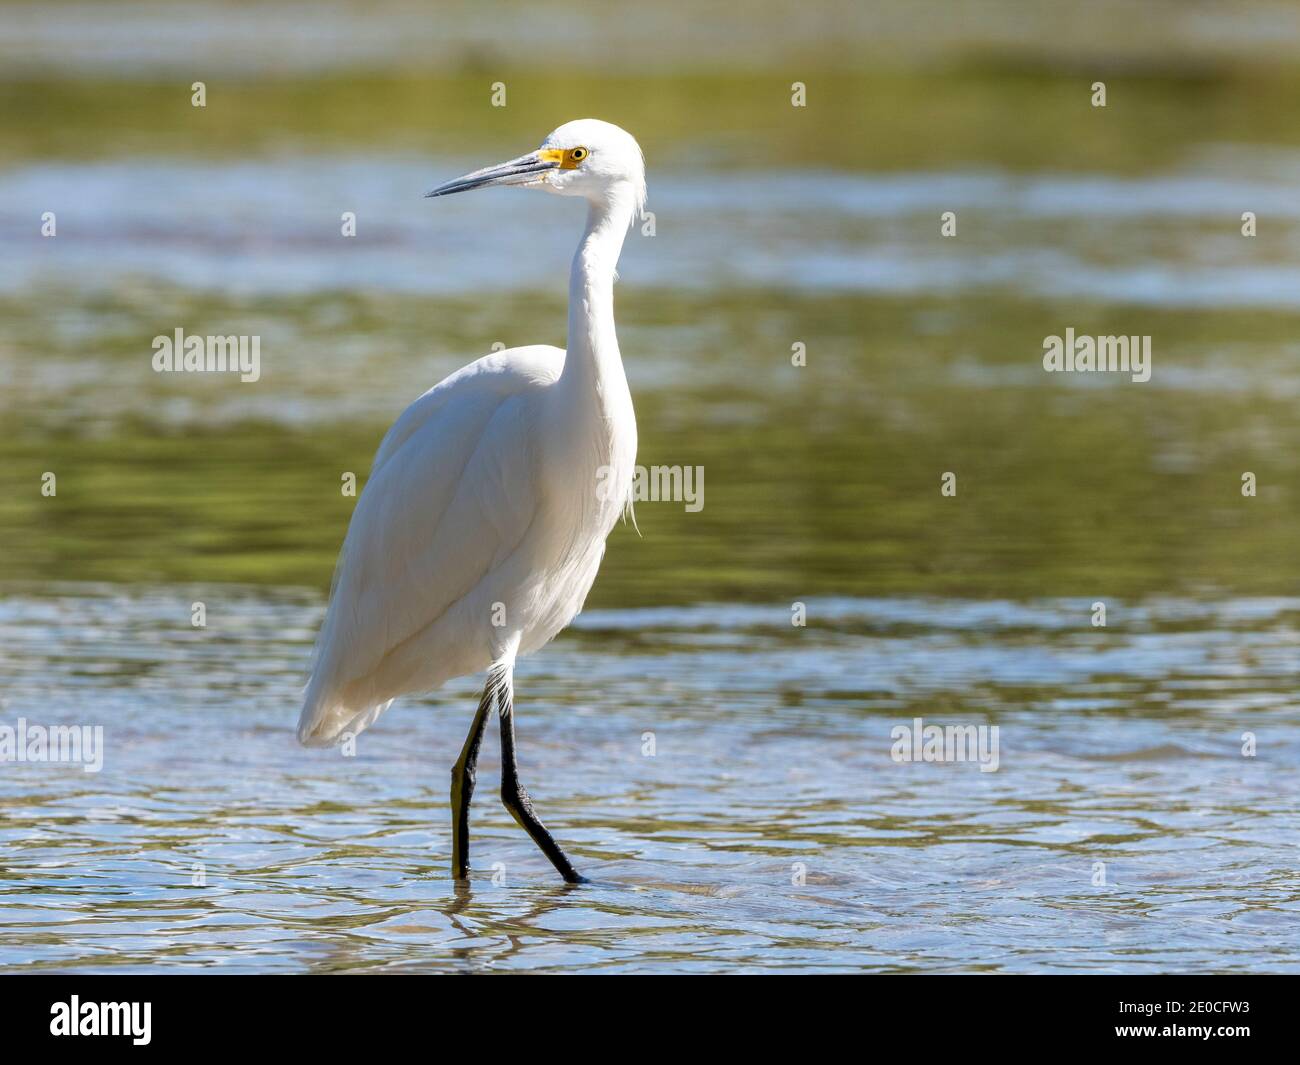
left=570, top=147, right=587, bottom=162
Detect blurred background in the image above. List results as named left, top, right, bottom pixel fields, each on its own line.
left=3, top=0, right=1299, bottom=598
left=0, top=1, right=1298, bottom=972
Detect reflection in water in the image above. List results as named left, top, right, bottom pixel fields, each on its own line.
left=0, top=588, right=1296, bottom=972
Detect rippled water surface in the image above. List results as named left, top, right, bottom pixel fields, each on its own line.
left=1, top=588, right=1297, bottom=973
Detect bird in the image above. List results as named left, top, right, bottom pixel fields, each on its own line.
left=297, top=119, right=647, bottom=885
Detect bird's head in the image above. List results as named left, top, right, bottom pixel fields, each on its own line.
left=425, top=118, right=646, bottom=219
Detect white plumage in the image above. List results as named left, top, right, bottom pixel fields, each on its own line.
left=298, top=119, right=646, bottom=791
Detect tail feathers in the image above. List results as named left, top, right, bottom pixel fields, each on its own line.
left=297, top=679, right=393, bottom=747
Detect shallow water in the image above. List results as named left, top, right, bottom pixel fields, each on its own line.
left=0, top=587, right=1296, bottom=973
left=3, top=1, right=1300, bottom=973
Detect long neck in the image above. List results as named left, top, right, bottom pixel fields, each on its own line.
left=561, top=189, right=636, bottom=393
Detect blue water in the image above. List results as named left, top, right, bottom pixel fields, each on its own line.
left=1, top=587, right=1296, bottom=972
left=3, top=156, right=1300, bottom=306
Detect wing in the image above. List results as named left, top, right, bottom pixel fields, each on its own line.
left=298, top=345, right=563, bottom=746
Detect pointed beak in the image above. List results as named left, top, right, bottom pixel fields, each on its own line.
left=424, top=150, right=562, bottom=198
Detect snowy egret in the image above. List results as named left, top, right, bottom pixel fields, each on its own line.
left=298, top=119, right=647, bottom=884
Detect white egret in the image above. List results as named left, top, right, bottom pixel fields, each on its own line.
left=298, top=119, right=647, bottom=884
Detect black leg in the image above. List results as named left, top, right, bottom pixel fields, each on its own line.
left=498, top=685, right=586, bottom=884
left=450, top=678, right=495, bottom=881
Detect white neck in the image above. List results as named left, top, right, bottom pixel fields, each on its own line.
left=561, top=188, right=637, bottom=392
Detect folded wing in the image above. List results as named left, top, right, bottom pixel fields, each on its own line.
left=298, top=345, right=564, bottom=745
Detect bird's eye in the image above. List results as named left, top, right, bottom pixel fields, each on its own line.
left=571, top=147, right=588, bottom=161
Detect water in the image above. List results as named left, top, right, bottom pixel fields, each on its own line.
left=5, top=155, right=1300, bottom=305
left=2, top=1, right=1300, bottom=973
left=0, top=587, right=1296, bottom=972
